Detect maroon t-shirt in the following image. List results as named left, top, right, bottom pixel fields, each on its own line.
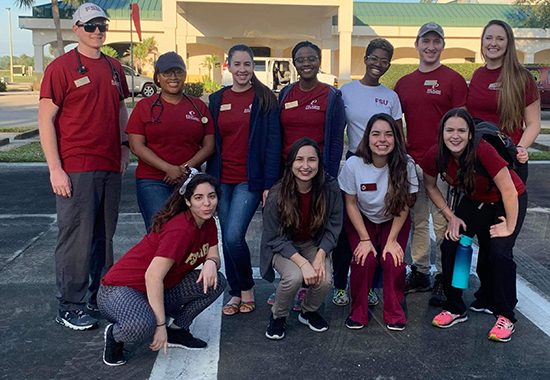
left=466, top=66, right=539, bottom=145
left=218, top=87, right=255, bottom=184
left=102, top=212, right=218, bottom=292
left=293, top=190, right=313, bottom=242
left=420, top=140, right=525, bottom=203
left=280, top=83, right=329, bottom=158
left=40, top=49, right=129, bottom=172
left=126, top=96, right=214, bottom=180
left=394, top=65, right=467, bottom=163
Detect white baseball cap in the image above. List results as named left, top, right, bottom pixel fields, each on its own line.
left=72, top=3, right=109, bottom=25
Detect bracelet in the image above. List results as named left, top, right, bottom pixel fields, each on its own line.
left=205, top=257, right=220, bottom=270
left=156, top=322, right=166, bottom=327
left=439, top=204, right=449, bottom=213
left=298, top=261, right=308, bottom=268
left=360, top=239, right=370, bottom=242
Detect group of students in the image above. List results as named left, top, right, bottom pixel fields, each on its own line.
left=43, top=8, right=539, bottom=366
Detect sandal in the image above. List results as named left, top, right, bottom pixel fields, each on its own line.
left=239, top=301, right=256, bottom=314
left=222, top=302, right=240, bottom=316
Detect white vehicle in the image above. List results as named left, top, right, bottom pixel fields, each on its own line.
left=122, top=65, right=157, bottom=97
left=222, top=57, right=338, bottom=91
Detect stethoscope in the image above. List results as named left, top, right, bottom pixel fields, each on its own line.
left=150, top=92, right=209, bottom=126
left=74, top=48, right=124, bottom=100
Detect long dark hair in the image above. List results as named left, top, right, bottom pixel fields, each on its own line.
left=151, top=174, right=220, bottom=233
left=355, top=113, right=410, bottom=216
left=227, top=44, right=277, bottom=112
left=277, top=138, right=326, bottom=237
left=436, top=108, right=476, bottom=195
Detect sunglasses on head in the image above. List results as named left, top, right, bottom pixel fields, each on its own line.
left=78, top=22, right=109, bottom=33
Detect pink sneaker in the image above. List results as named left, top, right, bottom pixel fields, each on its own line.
left=432, top=310, right=468, bottom=328
left=488, top=315, right=515, bottom=342
left=293, top=288, right=307, bottom=312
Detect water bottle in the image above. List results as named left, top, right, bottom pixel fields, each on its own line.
left=451, top=235, right=474, bottom=289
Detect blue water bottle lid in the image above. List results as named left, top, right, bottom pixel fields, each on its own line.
left=459, top=235, right=474, bottom=247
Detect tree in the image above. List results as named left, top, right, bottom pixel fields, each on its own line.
left=516, top=0, right=550, bottom=28
left=100, top=46, right=118, bottom=58
left=201, top=54, right=220, bottom=81
left=15, top=0, right=83, bottom=57
left=128, top=37, right=158, bottom=74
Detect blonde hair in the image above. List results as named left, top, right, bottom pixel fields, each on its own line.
left=481, top=20, right=535, bottom=134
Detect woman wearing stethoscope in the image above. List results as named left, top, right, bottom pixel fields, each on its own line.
left=127, top=52, right=214, bottom=231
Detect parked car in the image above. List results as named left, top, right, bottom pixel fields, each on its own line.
left=222, top=57, right=338, bottom=92
left=525, top=64, right=550, bottom=109
left=122, top=65, right=157, bottom=97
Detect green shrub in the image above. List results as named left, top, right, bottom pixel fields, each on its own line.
left=201, top=75, right=222, bottom=94
left=380, top=63, right=483, bottom=89
left=183, top=82, right=204, bottom=97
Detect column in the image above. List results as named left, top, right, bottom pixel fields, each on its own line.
left=524, top=52, right=535, bottom=64
left=338, top=0, right=353, bottom=82
left=321, top=48, right=332, bottom=75
left=34, top=44, right=44, bottom=73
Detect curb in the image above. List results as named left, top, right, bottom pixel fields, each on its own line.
left=532, top=142, right=550, bottom=152
left=14, top=129, right=39, bottom=140
left=0, top=137, right=9, bottom=147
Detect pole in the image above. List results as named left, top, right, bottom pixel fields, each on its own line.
left=130, top=4, right=135, bottom=107
left=7, top=8, right=14, bottom=83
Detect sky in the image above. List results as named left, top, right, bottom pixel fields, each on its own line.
left=0, top=0, right=420, bottom=58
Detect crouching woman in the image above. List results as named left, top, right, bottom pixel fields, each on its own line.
left=261, top=138, right=343, bottom=340
left=97, top=172, right=226, bottom=366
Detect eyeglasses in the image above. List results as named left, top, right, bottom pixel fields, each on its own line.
left=294, top=56, right=319, bottom=64
left=159, top=69, right=185, bottom=78
left=78, top=23, right=109, bottom=33
left=365, top=55, right=390, bottom=68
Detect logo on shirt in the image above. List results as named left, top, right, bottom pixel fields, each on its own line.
left=244, top=104, right=252, bottom=113
left=184, top=243, right=210, bottom=266
left=185, top=110, right=200, bottom=122
left=305, top=99, right=321, bottom=111
left=488, top=82, right=501, bottom=91
left=424, top=79, right=441, bottom=95
left=375, top=98, right=388, bottom=106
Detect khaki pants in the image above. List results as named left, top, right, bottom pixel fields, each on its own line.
left=271, top=241, right=332, bottom=319
left=410, top=164, right=448, bottom=275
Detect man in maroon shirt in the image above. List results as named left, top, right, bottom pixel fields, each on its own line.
left=38, top=3, right=129, bottom=330
left=394, top=22, right=468, bottom=306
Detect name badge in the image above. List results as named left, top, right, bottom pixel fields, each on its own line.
left=285, top=100, right=298, bottom=109
left=74, top=76, right=91, bottom=88
left=488, top=82, right=501, bottom=90
left=424, top=80, right=438, bottom=87
left=220, top=104, right=231, bottom=111
left=360, top=183, right=377, bottom=192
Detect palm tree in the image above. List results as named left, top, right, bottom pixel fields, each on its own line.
left=15, top=0, right=82, bottom=57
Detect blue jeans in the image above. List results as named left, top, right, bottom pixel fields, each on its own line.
left=136, top=179, right=176, bottom=232
left=218, top=183, right=261, bottom=297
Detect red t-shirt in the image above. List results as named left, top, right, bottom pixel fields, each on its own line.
left=466, top=66, right=539, bottom=144
left=293, top=190, right=313, bottom=242
left=40, top=49, right=130, bottom=173
left=126, top=96, right=214, bottom=180
left=101, top=212, right=218, bottom=292
left=394, top=65, right=468, bottom=163
left=420, top=140, right=525, bottom=203
left=280, top=83, right=329, bottom=158
left=218, top=87, right=255, bottom=184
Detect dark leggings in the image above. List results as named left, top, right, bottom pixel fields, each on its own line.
left=98, top=271, right=226, bottom=343
left=440, top=192, right=527, bottom=323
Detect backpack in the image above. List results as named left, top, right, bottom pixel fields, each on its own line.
left=473, top=120, right=518, bottom=178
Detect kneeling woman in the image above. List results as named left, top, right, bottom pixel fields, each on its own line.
left=422, top=108, right=526, bottom=343
left=261, top=138, right=343, bottom=340
left=338, top=113, right=417, bottom=331
left=98, top=172, right=226, bottom=366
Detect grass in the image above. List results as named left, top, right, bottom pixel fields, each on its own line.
left=1, top=141, right=550, bottom=163
left=541, top=128, right=550, bottom=135
left=0, top=70, right=34, bottom=84
left=0, top=127, right=35, bottom=133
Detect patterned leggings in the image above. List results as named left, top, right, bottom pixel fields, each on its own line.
left=97, top=270, right=226, bottom=343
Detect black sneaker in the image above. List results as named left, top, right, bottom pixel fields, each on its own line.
left=167, top=328, right=207, bottom=350
left=55, top=309, right=99, bottom=331
left=298, top=311, right=329, bottom=332
left=345, top=317, right=364, bottom=330
left=405, top=265, right=431, bottom=294
left=429, top=274, right=446, bottom=307
left=265, top=314, right=286, bottom=340
left=103, top=324, right=126, bottom=366
left=469, top=299, right=493, bottom=315
left=386, top=323, right=406, bottom=331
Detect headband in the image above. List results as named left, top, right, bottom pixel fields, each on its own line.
left=179, top=167, right=199, bottom=195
